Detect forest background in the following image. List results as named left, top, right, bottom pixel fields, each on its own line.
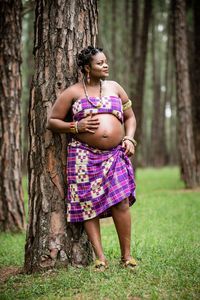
left=0, top=0, right=200, bottom=299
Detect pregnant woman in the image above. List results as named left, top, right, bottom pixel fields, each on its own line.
left=47, top=46, right=137, bottom=271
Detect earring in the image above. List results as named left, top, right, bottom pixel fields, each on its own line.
left=87, top=72, right=90, bottom=84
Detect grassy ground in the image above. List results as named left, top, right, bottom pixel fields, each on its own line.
left=0, top=167, right=200, bottom=299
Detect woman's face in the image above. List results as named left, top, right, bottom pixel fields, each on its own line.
left=87, top=52, right=109, bottom=79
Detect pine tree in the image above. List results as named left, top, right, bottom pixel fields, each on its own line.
left=24, top=0, right=98, bottom=273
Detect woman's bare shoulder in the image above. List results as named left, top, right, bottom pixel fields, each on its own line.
left=104, top=80, right=128, bottom=101
left=104, top=80, right=118, bottom=87
left=58, top=82, right=82, bottom=101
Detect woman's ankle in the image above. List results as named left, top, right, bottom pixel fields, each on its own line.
left=96, top=255, right=106, bottom=262
left=121, top=254, right=132, bottom=261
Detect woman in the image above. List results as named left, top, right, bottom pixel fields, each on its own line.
left=47, top=46, right=137, bottom=271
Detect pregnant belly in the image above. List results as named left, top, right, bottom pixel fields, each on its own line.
left=76, top=114, right=124, bottom=149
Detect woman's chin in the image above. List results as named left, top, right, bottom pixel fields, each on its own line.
left=101, top=73, right=109, bottom=80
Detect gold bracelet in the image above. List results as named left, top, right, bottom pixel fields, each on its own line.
left=122, top=136, right=137, bottom=147
left=69, top=122, right=76, bottom=134
left=75, top=121, right=79, bottom=133
left=122, top=99, right=132, bottom=111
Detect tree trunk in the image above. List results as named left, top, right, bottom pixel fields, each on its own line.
left=22, top=8, right=35, bottom=173
left=24, top=0, right=98, bottom=274
left=111, top=0, right=117, bottom=78
left=172, top=0, right=197, bottom=187
left=158, top=8, right=171, bottom=167
left=168, top=5, right=178, bottom=166
left=150, top=12, right=162, bottom=166
left=132, top=0, right=152, bottom=167
left=123, top=0, right=131, bottom=90
left=130, top=0, right=140, bottom=96
left=192, top=0, right=200, bottom=184
left=0, top=0, right=25, bottom=231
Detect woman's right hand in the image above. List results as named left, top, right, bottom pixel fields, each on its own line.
left=77, top=114, right=100, bottom=134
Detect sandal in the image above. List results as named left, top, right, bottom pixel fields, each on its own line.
left=120, top=258, right=137, bottom=270
left=94, top=259, right=108, bottom=272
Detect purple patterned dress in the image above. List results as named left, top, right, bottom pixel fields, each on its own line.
left=66, top=96, right=136, bottom=222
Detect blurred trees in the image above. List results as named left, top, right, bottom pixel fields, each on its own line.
left=0, top=0, right=25, bottom=231
left=99, top=0, right=200, bottom=187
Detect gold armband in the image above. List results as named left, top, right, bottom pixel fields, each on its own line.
left=122, top=99, right=132, bottom=111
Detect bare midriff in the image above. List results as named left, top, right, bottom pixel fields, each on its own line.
left=76, top=114, right=124, bottom=149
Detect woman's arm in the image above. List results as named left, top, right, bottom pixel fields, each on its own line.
left=115, top=82, right=137, bottom=156
left=47, top=87, right=74, bottom=133
left=47, top=86, right=100, bottom=134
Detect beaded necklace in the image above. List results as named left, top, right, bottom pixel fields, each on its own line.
left=82, top=78, right=103, bottom=108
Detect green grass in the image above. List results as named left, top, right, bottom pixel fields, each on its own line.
left=0, top=167, right=200, bottom=299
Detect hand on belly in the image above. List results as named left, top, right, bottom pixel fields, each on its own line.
left=76, top=114, right=124, bottom=149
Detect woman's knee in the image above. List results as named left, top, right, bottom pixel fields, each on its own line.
left=112, top=198, right=129, bottom=212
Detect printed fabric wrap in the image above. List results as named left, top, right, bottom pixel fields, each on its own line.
left=66, top=139, right=136, bottom=222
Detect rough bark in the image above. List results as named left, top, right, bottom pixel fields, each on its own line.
left=172, top=0, right=197, bottom=187
left=192, top=0, right=200, bottom=184
left=24, top=0, right=97, bottom=274
left=0, top=0, right=25, bottom=231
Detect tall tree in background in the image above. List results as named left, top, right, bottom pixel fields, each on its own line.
left=172, top=0, right=197, bottom=187
left=150, top=3, right=169, bottom=167
left=130, top=0, right=140, bottom=97
left=0, top=0, right=25, bottom=231
left=111, top=0, right=117, bottom=77
left=192, top=0, right=200, bottom=184
left=24, top=0, right=98, bottom=273
left=21, top=6, right=34, bottom=172
left=161, top=11, right=172, bottom=166
left=131, top=0, right=152, bottom=166
left=150, top=10, right=162, bottom=166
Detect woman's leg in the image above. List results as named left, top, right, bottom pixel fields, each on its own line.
left=83, top=216, right=106, bottom=262
left=111, top=198, right=132, bottom=260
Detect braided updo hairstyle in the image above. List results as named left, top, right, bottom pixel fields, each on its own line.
left=77, top=46, right=103, bottom=74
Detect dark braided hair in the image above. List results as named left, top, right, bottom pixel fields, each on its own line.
left=77, top=46, right=103, bottom=74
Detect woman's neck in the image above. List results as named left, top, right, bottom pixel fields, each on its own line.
left=85, top=77, right=101, bottom=87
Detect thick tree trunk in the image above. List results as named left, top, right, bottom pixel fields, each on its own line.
left=24, top=0, right=98, bottom=274
left=0, top=0, right=25, bottom=231
left=193, top=0, right=200, bottom=184
left=172, top=0, right=197, bottom=187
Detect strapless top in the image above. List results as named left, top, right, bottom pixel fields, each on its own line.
left=72, top=96, right=123, bottom=123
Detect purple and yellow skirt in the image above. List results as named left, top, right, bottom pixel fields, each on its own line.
left=66, top=139, right=136, bottom=222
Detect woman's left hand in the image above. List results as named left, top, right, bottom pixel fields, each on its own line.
left=122, top=140, right=135, bottom=157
